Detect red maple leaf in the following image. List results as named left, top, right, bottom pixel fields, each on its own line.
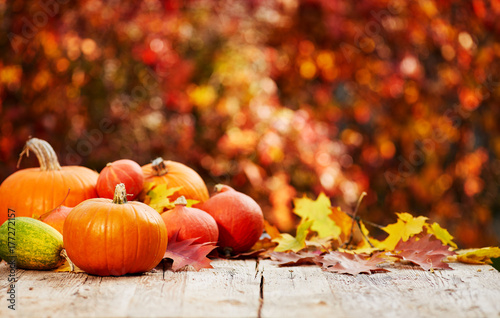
left=315, top=251, right=389, bottom=275
left=393, top=234, right=456, bottom=271
left=269, top=251, right=321, bottom=266
left=163, top=231, right=217, bottom=271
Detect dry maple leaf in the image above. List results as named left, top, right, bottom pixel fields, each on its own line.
left=393, top=234, right=456, bottom=271
left=273, top=219, right=313, bottom=252
left=376, top=212, right=428, bottom=251
left=251, top=237, right=277, bottom=253
left=316, top=251, right=389, bottom=275
left=144, top=183, right=199, bottom=213
left=329, top=206, right=376, bottom=250
left=163, top=231, right=217, bottom=271
left=450, top=247, right=500, bottom=265
left=293, top=193, right=341, bottom=239
left=425, top=222, right=457, bottom=249
left=54, top=260, right=85, bottom=273
left=329, top=206, right=354, bottom=243
left=263, top=220, right=281, bottom=240
left=216, top=244, right=271, bottom=259
left=269, top=251, right=321, bottom=266
left=143, top=183, right=182, bottom=212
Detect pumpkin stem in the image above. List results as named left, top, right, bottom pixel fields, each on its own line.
left=215, top=184, right=233, bottom=194
left=214, top=184, right=224, bottom=193
left=151, top=157, right=168, bottom=176
left=113, top=183, right=128, bottom=204
left=222, top=247, right=233, bottom=258
left=173, top=196, right=188, bottom=206
left=60, top=249, right=75, bottom=272
left=17, top=137, right=62, bottom=171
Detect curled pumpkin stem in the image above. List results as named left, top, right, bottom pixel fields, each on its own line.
left=60, top=249, right=75, bottom=272
left=17, top=137, right=62, bottom=171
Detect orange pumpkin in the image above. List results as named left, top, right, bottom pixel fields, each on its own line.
left=38, top=205, right=73, bottom=235
left=161, top=196, right=218, bottom=244
left=141, top=157, right=209, bottom=203
left=201, top=185, right=264, bottom=255
left=0, top=138, right=98, bottom=226
left=96, top=159, right=144, bottom=200
left=63, top=183, right=168, bottom=276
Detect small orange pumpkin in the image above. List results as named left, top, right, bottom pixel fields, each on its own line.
left=201, top=185, right=264, bottom=255
left=0, top=138, right=98, bottom=226
left=38, top=205, right=73, bottom=235
left=141, top=157, right=209, bottom=203
left=96, top=159, right=144, bottom=200
left=63, top=183, right=167, bottom=276
left=161, top=196, right=218, bottom=244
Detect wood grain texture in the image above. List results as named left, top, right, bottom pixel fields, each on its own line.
left=257, top=261, right=340, bottom=317
left=319, top=262, right=500, bottom=318
left=0, top=260, right=499, bottom=318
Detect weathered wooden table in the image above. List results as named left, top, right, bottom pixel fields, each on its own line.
left=0, top=260, right=499, bottom=317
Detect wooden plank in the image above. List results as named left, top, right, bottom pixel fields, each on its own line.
left=258, top=261, right=500, bottom=318
left=321, top=263, right=500, bottom=318
left=59, top=274, right=140, bottom=318
left=0, top=260, right=499, bottom=318
left=123, top=267, right=187, bottom=318
left=125, top=259, right=262, bottom=317
left=177, top=259, right=261, bottom=318
left=0, top=266, right=89, bottom=318
left=258, top=260, right=341, bottom=317
left=0, top=260, right=262, bottom=318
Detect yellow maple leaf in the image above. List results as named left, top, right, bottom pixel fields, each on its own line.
left=293, top=193, right=340, bottom=239
left=306, top=235, right=335, bottom=250
left=426, top=222, right=457, bottom=249
left=54, top=260, right=84, bottom=273
left=273, top=219, right=313, bottom=252
left=375, top=212, right=428, bottom=251
left=351, top=221, right=381, bottom=253
left=263, top=220, right=281, bottom=240
left=452, top=247, right=500, bottom=264
left=144, top=184, right=183, bottom=213
left=329, top=206, right=378, bottom=251
left=185, top=199, right=200, bottom=207
left=329, top=206, right=354, bottom=242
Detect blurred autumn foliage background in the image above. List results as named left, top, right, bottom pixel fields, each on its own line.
left=1, top=0, right=499, bottom=247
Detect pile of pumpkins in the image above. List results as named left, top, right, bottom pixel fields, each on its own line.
left=0, top=138, right=264, bottom=276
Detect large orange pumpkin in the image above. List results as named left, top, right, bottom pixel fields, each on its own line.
left=0, top=138, right=98, bottom=226
left=63, top=183, right=168, bottom=276
left=141, top=157, right=209, bottom=203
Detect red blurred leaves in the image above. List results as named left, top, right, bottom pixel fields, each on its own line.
left=0, top=0, right=499, bottom=248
